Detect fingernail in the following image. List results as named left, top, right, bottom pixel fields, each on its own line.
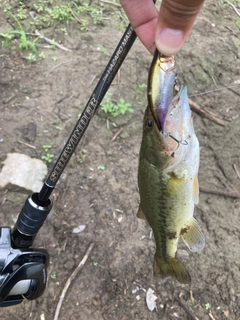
left=155, top=28, right=185, bottom=56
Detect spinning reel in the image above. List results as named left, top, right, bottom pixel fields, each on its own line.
left=0, top=24, right=137, bottom=306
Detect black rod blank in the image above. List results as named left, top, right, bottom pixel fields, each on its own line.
left=38, top=24, right=137, bottom=202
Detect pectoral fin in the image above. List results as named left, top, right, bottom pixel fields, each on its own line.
left=181, top=218, right=205, bottom=252
left=137, top=206, right=147, bottom=220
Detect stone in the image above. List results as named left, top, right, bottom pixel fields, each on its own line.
left=0, top=153, right=47, bottom=192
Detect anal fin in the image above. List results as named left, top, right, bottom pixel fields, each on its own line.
left=181, top=218, right=205, bottom=252
left=137, top=206, right=147, bottom=220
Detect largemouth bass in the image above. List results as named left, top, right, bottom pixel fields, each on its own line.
left=138, top=51, right=205, bottom=284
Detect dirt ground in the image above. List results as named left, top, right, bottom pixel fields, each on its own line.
left=0, top=0, right=240, bottom=319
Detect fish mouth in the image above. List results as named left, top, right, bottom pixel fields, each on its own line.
left=148, top=51, right=177, bottom=132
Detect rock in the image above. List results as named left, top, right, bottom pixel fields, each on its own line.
left=0, top=153, right=47, bottom=192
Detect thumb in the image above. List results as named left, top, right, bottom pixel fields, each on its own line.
left=155, top=0, right=205, bottom=56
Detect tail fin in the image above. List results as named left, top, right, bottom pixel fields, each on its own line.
left=154, top=255, right=191, bottom=284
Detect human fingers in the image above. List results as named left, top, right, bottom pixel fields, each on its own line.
left=119, top=0, right=158, bottom=53
left=155, top=0, right=205, bottom=55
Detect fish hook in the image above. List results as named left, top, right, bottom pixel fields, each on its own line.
left=169, top=134, right=188, bottom=147
left=168, top=134, right=188, bottom=157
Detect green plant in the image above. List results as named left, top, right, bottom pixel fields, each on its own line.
left=45, top=5, right=73, bottom=22
left=78, top=149, right=87, bottom=163
left=136, top=83, right=147, bottom=105
left=80, top=20, right=88, bottom=31
left=26, top=53, right=37, bottom=62
left=204, top=303, right=211, bottom=310
left=42, top=144, right=52, bottom=152
left=136, top=83, right=147, bottom=95
left=16, top=2, right=28, bottom=20
left=73, top=3, right=103, bottom=25
left=60, top=27, right=67, bottom=33
left=38, top=51, right=45, bottom=59
left=41, top=153, right=54, bottom=163
left=50, top=272, right=56, bottom=279
left=227, top=0, right=240, bottom=5
left=1, top=10, right=38, bottom=52
left=3, top=0, right=117, bottom=33
left=101, top=94, right=133, bottom=117
left=41, top=145, right=54, bottom=163
left=97, top=165, right=105, bottom=170
left=98, top=44, right=109, bottom=56
left=0, top=31, right=14, bottom=47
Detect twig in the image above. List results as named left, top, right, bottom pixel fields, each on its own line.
left=89, top=74, right=97, bottom=87
left=225, top=26, right=239, bottom=38
left=53, top=242, right=94, bottom=320
left=35, top=30, right=72, bottom=52
left=17, top=140, right=36, bottom=149
left=175, top=87, right=225, bottom=126
left=233, top=164, right=240, bottom=180
left=188, top=98, right=225, bottom=126
left=67, top=2, right=82, bottom=25
left=209, top=311, right=217, bottom=320
left=174, top=295, right=199, bottom=320
left=200, top=186, right=240, bottom=198
left=101, top=0, right=122, bottom=7
left=111, top=128, right=123, bottom=141
left=227, top=87, right=240, bottom=97
left=227, top=1, right=240, bottom=18
left=46, top=60, right=77, bottom=77
left=3, top=95, right=15, bottom=104
left=117, top=69, right=121, bottom=84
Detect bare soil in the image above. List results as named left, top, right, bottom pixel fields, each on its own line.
left=0, top=1, right=240, bottom=319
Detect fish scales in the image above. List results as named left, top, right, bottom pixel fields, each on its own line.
left=137, top=51, right=205, bottom=284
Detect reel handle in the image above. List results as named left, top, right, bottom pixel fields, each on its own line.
left=0, top=227, right=49, bottom=307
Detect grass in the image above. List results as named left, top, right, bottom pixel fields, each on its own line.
left=1, top=10, right=38, bottom=52
left=1, top=0, right=128, bottom=56
left=0, top=29, right=38, bottom=52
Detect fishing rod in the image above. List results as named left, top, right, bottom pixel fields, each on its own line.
left=0, top=23, right=137, bottom=307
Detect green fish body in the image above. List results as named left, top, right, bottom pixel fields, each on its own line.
left=138, top=52, right=205, bottom=284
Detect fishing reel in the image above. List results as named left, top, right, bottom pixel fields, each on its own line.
left=0, top=193, right=52, bottom=307
left=0, top=227, right=49, bottom=307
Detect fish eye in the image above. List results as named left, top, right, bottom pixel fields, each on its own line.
left=147, top=120, right=153, bottom=128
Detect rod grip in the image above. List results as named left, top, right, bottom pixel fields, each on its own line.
left=12, top=193, right=52, bottom=248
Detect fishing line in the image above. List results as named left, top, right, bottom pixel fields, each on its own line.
left=188, top=84, right=240, bottom=98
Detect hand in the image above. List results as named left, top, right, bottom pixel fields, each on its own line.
left=120, top=0, right=205, bottom=55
